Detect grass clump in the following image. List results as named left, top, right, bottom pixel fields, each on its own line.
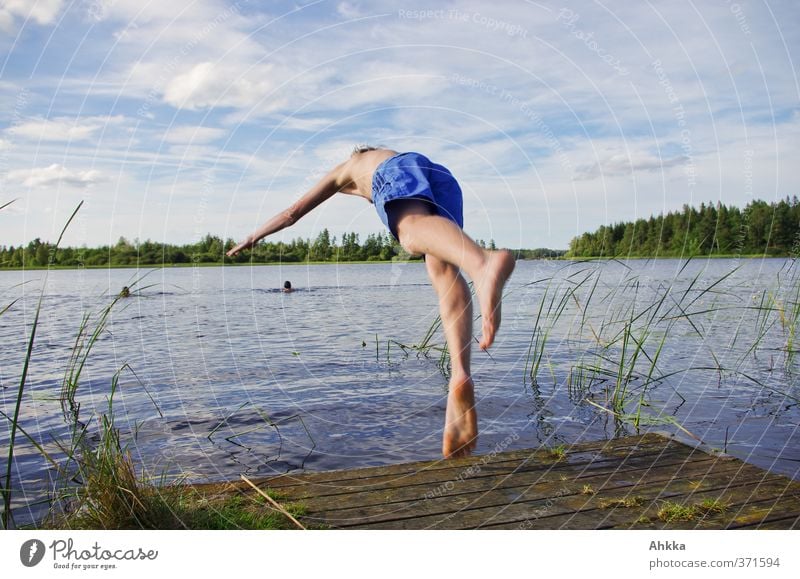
left=656, top=498, right=729, bottom=523
left=43, top=409, right=307, bottom=530
left=657, top=501, right=697, bottom=522
left=46, top=433, right=306, bottom=530
left=50, top=421, right=169, bottom=529
left=600, top=495, right=645, bottom=509
left=51, top=488, right=306, bottom=530
left=546, top=444, right=568, bottom=461
left=696, top=498, right=728, bottom=515
left=184, top=494, right=306, bottom=530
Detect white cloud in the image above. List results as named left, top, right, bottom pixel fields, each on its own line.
left=575, top=150, right=686, bottom=180
left=0, top=0, right=63, bottom=32
left=316, top=64, right=450, bottom=111
left=85, top=0, right=223, bottom=24
left=7, top=164, right=103, bottom=188
left=0, top=10, right=12, bottom=31
left=337, top=2, right=362, bottom=19
left=277, top=116, right=338, bottom=132
left=163, top=125, right=227, bottom=144
left=8, top=115, right=125, bottom=142
left=162, top=61, right=282, bottom=111
left=98, top=0, right=269, bottom=108
left=166, top=143, right=219, bottom=160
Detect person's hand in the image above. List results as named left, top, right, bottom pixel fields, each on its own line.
left=226, top=238, right=252, bottom=257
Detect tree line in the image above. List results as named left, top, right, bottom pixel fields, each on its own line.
left=0, top=230, right=520, bottom=268
left=567, top=198, right=800, bottom=258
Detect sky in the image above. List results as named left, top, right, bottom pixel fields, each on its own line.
left=0, top=0, right=798, bottom=250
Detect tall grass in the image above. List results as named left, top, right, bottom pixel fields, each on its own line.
left=47, top=365, right=170, bottom=529
left=522, top=259, right=800, bottom=438
left=2, top=201, right=82, bottom=529
left=776, top=264, right=800, bottom=365
left=44, top=279, right=170, bottom=528
left=43, top=360, right=307, bottom=530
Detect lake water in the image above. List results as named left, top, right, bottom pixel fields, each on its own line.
left=2, top=258, right=799, bottom=526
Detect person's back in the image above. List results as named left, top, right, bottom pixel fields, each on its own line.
left=337, top=148, right=398, bottom=200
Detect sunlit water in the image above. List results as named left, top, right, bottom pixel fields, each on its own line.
left=2, top=258, right=799, bottom=526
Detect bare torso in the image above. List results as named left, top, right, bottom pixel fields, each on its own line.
left=335, top=149, right=398, bottom=202
left=227, top=148, right=401, bottom=256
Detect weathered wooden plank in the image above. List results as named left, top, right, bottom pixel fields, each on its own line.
left=310, top=454, right=754, bottom=529
left=639, top=484, right=800, bottom=530
left=406, top=469, right=779, bottom=530
left=199, top=432, right=800, bottom=530
left=261, top=437, right=704, bottom=504
left=726, top=486, right=800, bottom=528
left=297, top=446, right=714, bottom=514
left=252, top=433, right=668, bottom=490
left=485, top=472, right=795, bottom=530
left=734, top=512, right=800, bottom=530
left=279, top=440, right=703, bottom=505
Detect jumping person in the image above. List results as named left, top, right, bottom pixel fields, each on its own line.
left=227, top=147, right=515, bottom=458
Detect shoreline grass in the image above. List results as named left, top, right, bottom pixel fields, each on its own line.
left=43, top=460, right=307, bottom=530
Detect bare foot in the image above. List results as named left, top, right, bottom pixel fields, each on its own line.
left=442, top=378, right=478, bottom=459
left=475, top=249, right=516, bottom=350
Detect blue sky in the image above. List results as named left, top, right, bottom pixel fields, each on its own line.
left=0, top=0, right=798, bottom=249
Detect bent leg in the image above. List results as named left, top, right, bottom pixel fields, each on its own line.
left=392, top=199, right=516, bottom=350
left=425, top=255, right=478, bottom=459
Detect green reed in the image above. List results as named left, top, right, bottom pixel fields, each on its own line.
left=524, top=273, right=590, bottom=386
left=1, top=201, right=195, bottom=529
left=518, top=258, right=800, bottom=439
left=777, top=264, right=800, bottom=365
left=2, top=201, right=82, bottom=529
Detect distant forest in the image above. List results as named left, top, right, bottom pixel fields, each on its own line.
left=6, top=198, right=797, bottom=268
left=567, top=197, right=800, bottom=258
left=0, top=229, right=563, bottom=269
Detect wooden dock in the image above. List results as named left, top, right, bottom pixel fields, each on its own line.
left=223, top=433, right=800, bottom=529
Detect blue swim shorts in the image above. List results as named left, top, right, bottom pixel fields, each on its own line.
left=371, top=152, right=464, bottom=240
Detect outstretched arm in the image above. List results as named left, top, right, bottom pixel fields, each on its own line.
left=227, top=162, right=349, bottom=257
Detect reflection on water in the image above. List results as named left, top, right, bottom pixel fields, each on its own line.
left=1, top=258, right=799, bottom=525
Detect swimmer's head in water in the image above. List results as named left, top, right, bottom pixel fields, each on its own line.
left=283, top=281, right=292, bottom=289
